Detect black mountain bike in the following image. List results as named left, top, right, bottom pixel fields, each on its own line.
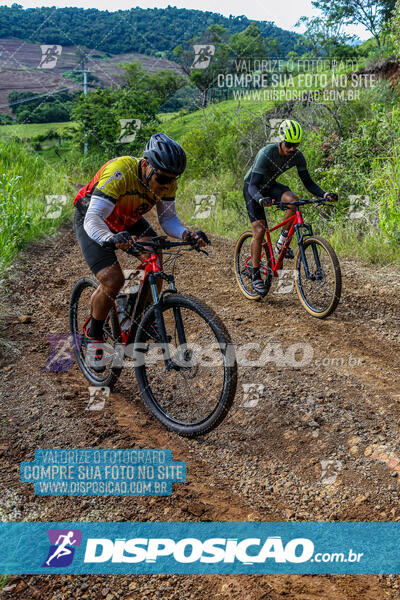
left=69, top=236, right=237, bottom=437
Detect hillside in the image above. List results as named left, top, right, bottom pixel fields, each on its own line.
left=0, top=5, right=305, bottom=58
left=0, top=38, right=183, bottom=114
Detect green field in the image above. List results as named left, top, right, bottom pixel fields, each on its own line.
left=0, top=121, right=77, bottom=140
left=1, top=52, right=399, bottom=272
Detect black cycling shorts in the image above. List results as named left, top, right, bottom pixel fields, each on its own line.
left=74, top=208, right=157, bottom=276
left=244, top=181, right=291, bottom=223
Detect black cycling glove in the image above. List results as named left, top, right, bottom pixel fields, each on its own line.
left=323, top=192, right=338, bottom=201
left=102, top=231, right=132, bottom=249
left=258, top=197, right=274, bottom=207
left=186, top=230, right=210, bottom=246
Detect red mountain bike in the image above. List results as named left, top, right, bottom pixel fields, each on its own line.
left=234, top=198, right=342, bottom=318
left=69, top=236, right=237, bottom=437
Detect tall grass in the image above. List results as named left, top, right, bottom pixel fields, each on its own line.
left=0, top=142, right=76, bottom=275
left=172, top=83, right=400, bottom=266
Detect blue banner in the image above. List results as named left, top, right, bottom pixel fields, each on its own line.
left=0, top=522, right=399, bottom=574
left=20, top=449, right=186, bottom=496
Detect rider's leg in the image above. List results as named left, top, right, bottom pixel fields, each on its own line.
left=250, top=220, right=269, bottom=296
left=243, top=184, right=268, bottom=295
left=90, top=264, right=124, bottom=335
left=251, top=219, right=267, bottom=272
left=279, top=190, right=298, bottom=235
left=275, top=191, right=298, bottom=257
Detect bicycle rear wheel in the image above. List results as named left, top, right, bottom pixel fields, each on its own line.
left=134, top=293, right=237, bottom=437
left=295, top=235, right=342, bottom=318
left=234, top=231, right=272, bottom=300
left=69, top=277, right=122, bottom=389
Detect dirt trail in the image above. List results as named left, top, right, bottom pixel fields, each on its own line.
left=0, top=218, right=399, bottom=599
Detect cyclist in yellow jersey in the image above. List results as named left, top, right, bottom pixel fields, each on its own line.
left=73, top=133, right=207, bottom=368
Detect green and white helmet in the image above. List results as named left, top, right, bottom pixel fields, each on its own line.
left=279, top=119, right=303, bottom=143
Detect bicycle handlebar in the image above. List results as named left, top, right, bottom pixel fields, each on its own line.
left=275, top=198, right=329, bottom=211
left=126, top=235, right=209, bottom=256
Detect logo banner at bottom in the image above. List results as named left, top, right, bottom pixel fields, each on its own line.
left=0, top=522, right=398, bottom=574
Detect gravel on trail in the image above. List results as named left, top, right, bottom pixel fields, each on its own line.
left=0, top=218, right=399, bottom=599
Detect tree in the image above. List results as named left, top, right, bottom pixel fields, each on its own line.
left=174, top=24, right=232, bottom=107
left=390, top=0, right=400, bottom=53
left=174, top=22, right=274, bottom=107
left=230, top=22, right=268, bottom=63
left=311, top=0, right=395, bottom=48
left=72, top=82, right=159, bottom=155
left=121, top=61, right=186, bottom=105
left=0, top=114, right=13, bottom=125
left=296, top=15, right=356, bottom=56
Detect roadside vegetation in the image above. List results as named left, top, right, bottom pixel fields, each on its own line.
left=1, top=2, right=400, bottom=275
left=0, top=141, right=77, bottom=275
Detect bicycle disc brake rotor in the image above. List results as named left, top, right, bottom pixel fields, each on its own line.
left=312, top=267, right=326, bottom=285
left=172, top=346, right=200, bottom=378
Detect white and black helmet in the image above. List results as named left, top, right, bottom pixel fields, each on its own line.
left=143, top=133, right=186, bottom=175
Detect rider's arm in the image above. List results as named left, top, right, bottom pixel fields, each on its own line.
left=298, top=169, right=325, bottom=198
left=83, top=195, right=115, bottom=245
left=156, top=198, right=187, bottom=239
left=247, top=172, right=265, bottom=203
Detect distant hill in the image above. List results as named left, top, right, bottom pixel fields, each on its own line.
left=0, top=5, right=304, bottom=59
left=0, top=38, right=183, bottom=114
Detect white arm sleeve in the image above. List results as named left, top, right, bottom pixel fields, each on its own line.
left=156, top=199, right=187, bottom=239
left=84, top=194, right=116, bottom=245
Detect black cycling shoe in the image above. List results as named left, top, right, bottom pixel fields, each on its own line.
left=83, top=319, right=106, bottom=374
left=252, top=278, right=268, bottom=297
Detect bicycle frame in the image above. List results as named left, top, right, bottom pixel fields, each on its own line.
left=257, top=206, right=320, bottom=278
left=116, top=250, right=187, bottom=372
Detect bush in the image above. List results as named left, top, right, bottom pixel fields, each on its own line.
left=71, top=87, right=159, bottom=155
left=0, top=114, right=13, bottom=125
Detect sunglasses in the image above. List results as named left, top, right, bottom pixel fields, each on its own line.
left=154, top=171, right=179, bottom=185
left=284, top=141, right=299, bottom=149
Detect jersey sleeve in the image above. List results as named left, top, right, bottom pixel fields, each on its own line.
left=95, top=161, right=130, bottom=202
left=295, top=151, right=307, bottom=173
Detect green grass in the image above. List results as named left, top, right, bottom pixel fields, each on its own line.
left=0, top=121, right=76, bottom=141
left=0, top=141, right=78, bottom=276
left=0, top=575, right=9, bottom=591
left=157, top=111, right=179, bottom=122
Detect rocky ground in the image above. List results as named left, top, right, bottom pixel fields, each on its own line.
left=0, top=217, right=399, bottom=599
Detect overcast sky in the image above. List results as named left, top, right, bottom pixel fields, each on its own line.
left=2, top=0, right=370, bottom=40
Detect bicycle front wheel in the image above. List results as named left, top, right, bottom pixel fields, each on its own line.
left=295, top=235, right=342, bottom=318
left=134, top=294, right=237, bottom=437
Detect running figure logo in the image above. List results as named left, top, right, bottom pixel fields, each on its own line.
left=42, top=529, right=82, bottom=567
left=38, top=45, right=62, bottom=69
left=191, top=45, right=215, bottom=69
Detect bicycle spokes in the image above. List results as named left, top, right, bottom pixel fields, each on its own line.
left=137, top=302, right=228, bottom=427
left=297, top=239, right=337, bottom=314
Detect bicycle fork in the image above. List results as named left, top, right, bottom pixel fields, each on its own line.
left=148, top=273, right=186, bottom=372
left=295, top=224, right=323, bottom=279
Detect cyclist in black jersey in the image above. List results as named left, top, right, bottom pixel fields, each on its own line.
left=243, top=119, right=338, bottom=296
